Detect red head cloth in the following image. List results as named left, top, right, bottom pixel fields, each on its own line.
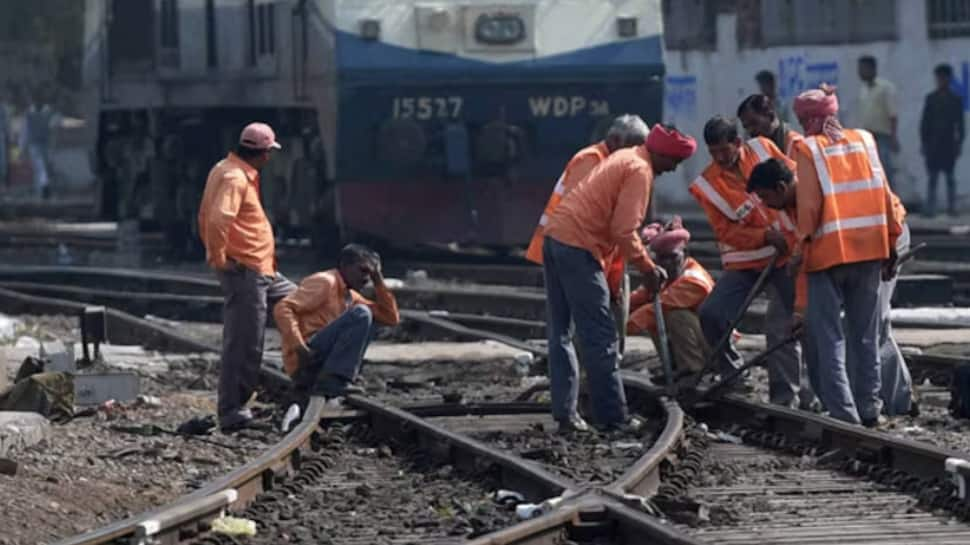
left=793, top=84, right=844, bottom=140
left=646, top=124, right=697, bottom=160
left=641, top=216, right=690, bottom=255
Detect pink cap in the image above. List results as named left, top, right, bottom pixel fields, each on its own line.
left=239, top=122, right=282, bottom=151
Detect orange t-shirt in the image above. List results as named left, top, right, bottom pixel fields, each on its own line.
left=273, top=269, right=400, bottom=375
left=543, top=145, right=656, bottom=274
left=197, top=152, right=276, bottom=275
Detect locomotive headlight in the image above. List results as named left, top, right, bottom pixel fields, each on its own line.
left=617, top=16, right=638, bottom=38
left=474, top=13, right=525, bottom=45
left=360, top=18, right=381, bottom=41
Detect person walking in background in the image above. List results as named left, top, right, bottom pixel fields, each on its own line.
left=920, top=63, right=965, bottom=217
left=20, top=90, right=57, bottom=199
left=857, top=56, right=899, bottom=184
left=198, top=122, right=296, bottom=432
left=755, top=70, right=790, bottom=123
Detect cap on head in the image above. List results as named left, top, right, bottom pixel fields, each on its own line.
left=239, top=122, right=282, bottom=151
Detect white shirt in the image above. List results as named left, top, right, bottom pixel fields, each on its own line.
left=858, top=77, right=897, bottom=136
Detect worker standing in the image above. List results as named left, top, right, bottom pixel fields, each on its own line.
left=198, top=122, right=296, bottom=432
left=542, top=124, right=696, bottom=432
left=691, top=116, right=804, bottom=407
left=526, top=114, right=649, bottom=297
left=789, top=85, right=903, bottom=427
left=737, top=94, right=804, bottom=158
left=749, top=158, right=914, bottom=418
left=627, top=217, right=714, bottom=375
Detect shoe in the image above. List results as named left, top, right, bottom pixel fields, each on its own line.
left=861, top=415, right=887, bottom=429
left=598, top=416, right=646, bottom=435
left=316, top=374, right=366, bottom=398
left=220, top=417, right=274, bottom=433
left=280, top=403, right=302, bottom=433
left=557, top=415, right=590, bottom=434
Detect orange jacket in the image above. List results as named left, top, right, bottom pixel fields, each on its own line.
left=627, top=258, right=714, bottom=335
left=784, top=129, right=804, bottom=158
left=273, top=270, right=400, bottom=375
left=689, top=137, right=798, bottom=270
left=544, top=145, right=657, bottom=274
left=792, top=129, right=902, bottom=273
left=198, top=152, right=276, bottom=275
left=526, top=142, right=609, bottom=264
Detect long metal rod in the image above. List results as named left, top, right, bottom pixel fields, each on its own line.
left=654, top=295, right=674, bottom=389
left=692, top=253, right=780, bottom=388
left=685, top=333, right=798, bottom=406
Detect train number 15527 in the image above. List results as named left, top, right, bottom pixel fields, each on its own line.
left=392, top=97, right=463, bottom=120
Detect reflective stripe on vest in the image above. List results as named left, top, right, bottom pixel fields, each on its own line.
left=814, top=213, right=887, bottom=238
left=718, top=244, right=777, bottom=264
left=691, top=176, right=739, bottom=220
left=747, top=137, right=771, bottom=162
left=804, top=138, right=884, bottom=197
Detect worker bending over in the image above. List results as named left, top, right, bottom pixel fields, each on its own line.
left=542, top=124, right=696, bottom=432
left=749, top=158, right=914, bottom=418
left=787, top=85, right=903, bottom=427
left=690, top=116, right=805, bottom=407
left=274, top=244, right=400, bottom=403
left=526, top=115, right=650, bottom=353
left=627, top=217, right=714, bottom=375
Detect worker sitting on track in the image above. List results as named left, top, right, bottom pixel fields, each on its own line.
left=691, top=116, right=806, bottom=408
left=749, top=157, right=916, bottom=419
left=785, top=84, right=903, bottom=427
left=542, top=123, right=696, bottom=433
left=526, top=114, right=649, bottom=297
left=274, top=244, right=400, bottom=406
left=198, top=122, right=296, bottom=432
left=627, top=217, right=714, bottom=376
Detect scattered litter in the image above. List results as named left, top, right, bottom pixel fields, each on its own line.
left=612, top=441, right=644, bottom=450
left=429, top=310, right=450, bottom=317
left=0, top=314, right=20, bottom=343
left=211, top=516, right=257, bottom=537
left=951, top=225, right=970, bottom=236
left=515, top=496, right=563, bottom=520
left=513, top=353, right=534, bottom=376
left=135, top=395, right=162, bottom=408
left=382, top=278, right=404, bottom=289
left=493, top=489, right=524, bottom=506
left=903, top=426, right=926, bottom=433
left=98, top=399, right=125, bottom=419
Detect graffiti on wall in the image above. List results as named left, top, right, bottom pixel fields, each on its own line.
left=953, top=62, right=970, bottom=112
left=665, top=75, right=697, bottom=120
left=778, top=55, right=839, bottom=101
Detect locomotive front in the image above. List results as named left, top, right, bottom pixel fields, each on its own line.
left=328, top=0, right=665, bottom=249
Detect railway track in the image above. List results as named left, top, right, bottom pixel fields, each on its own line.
left=2, top=267, right=970, bottom=543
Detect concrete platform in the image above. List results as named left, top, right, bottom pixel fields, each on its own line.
left=0, top=411, right=50, bottom=457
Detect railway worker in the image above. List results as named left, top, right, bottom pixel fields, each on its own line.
left=749, top=158, right=915, bottom=418
left=525, top=114, right=650, bottom=292
left=198, top=122, right=296, bottom=432
left=626, top=217, right=714, bottom=375
left=542, top=123, right=697, bottom=433
left=737, top=94, right=804, bottom=158
left=275, top=244, right=399, bottom=404
left=691, top=116, right=806, bottom=408
left=787, top=85, right=904, bottom=427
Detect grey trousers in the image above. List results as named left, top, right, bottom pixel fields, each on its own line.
left=805, top=260, right=883, bottom=424
left=217, top=267, right=296, bottom=426
left=649, top=309, right=709, bottom=374
left=699, top=266, right=803, bottom=406
left=847, top=225, right=913, bottom=416
left=293, top=305, right=374, bottom=395
left=543, top=237, right=628, bottom=428
left=765, top=286, right=817, bottom=409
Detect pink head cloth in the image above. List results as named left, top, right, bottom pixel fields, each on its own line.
left=641, top=216, right=690, bottom=255
left=645, top=125, right=697, bottom=160
left=793, top=84, right=844, bottom=141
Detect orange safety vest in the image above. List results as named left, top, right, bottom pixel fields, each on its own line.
left=784, top=129, right=804, bottom=158
left=526, top=142, right=609, bottom=264
left=794, top=129, right=892, bottom=273
left=628, top=257, right=715, bottom=335
left=689, top=137, right=797, bottom=270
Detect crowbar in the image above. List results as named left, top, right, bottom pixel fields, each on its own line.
left=653, top=294, right=675, bottom=389
left=691, top=253, right=781, bottom=389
